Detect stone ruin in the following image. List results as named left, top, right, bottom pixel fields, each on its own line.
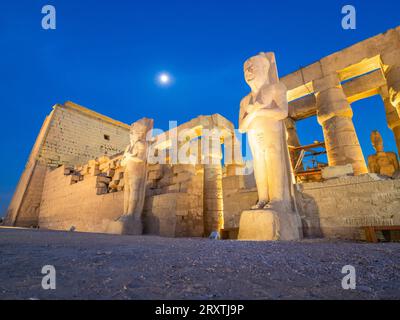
left=4, top=26, right=400, bottom=240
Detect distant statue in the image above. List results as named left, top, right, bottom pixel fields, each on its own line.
left=368, top=130, right=399, bottom=177
left=117, top=118, right=153, bottom=234
left=238, top=52, right=301, bottom=241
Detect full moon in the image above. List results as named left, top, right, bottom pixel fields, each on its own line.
left=158, top=73, right=171, bottom=85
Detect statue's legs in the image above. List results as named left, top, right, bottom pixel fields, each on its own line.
left=248, top=129, right=269, bottom=205
left=123, top=179, right=130, bottom=215
left=127, top=176, right=142, bottom=216
left=249, top=121, right=291, bottom=207
left=264, top=124, right=291, bottom=206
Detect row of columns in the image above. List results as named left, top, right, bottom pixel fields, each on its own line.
left=157, top=119, right=243, bottom=237
left=171, top=128, right=243, bottom=236
left=202, top=130, right=244, bottom=236
left=314, top=74, right=368, bottom=175
left=288, top=61, right=400, bottom=177
left=202, top=51, right=400, bottom=236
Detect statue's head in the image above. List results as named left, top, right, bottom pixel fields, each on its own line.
left=244, top=52, right=279, bottom=92
left=371, top=130, right=384, bottom=152
left=130, top=118, right=154, bottom=143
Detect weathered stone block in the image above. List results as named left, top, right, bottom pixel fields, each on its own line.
left=238, top=210, right=302, bottom=241
left=106, top=169, right=115, bottom=178
left=161, top=184, right=180, bottom=194
left=64, top=167, right=74, bottom=176
left=172, top=172, right=193, bottom=184
left=96, top=182, right=108, bottom=188
left=97, top=176, right=111, bottom=184
left=98, top=156, right=110, bottom=164
left=148, top=164, right=163, bottom=172
left=148, top=170, right=162, bottom=181
left=172, top=164, right=196, bottom=175
left=321, top=164, right=354, bottom=180
left=96, top=187, right=108, bottom=195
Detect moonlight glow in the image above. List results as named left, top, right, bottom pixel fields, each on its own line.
left=157, top=72, right=172, bottom=86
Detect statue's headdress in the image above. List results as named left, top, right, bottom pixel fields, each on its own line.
left=130, top=117, right=154, bottom=136
left=258, top=52, right=279, bottom=84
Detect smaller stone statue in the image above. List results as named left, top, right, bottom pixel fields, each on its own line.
left=368, top=130, right=399, bottom=177
left=107, top=118, right=153, bottom=235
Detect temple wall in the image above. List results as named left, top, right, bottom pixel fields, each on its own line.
left=6, top=101, right=130, bottom=227
left=38, top=159, right=205, bottom=237
left=14, top=163, right=48, bottom=227
left=39, top=102, right=129, bottom=168
left=39, top=165, right=124, bottom=232
left=296, top=174, right=400, bottom=240
left=222, top=174, right=257, bottom=229
left=222, top=173, right=400, bottom=240
left=5, top=112, right=53, bottom=227
left=144, top=164, right=204, bottom=237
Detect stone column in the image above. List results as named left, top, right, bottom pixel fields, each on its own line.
left=284, top=117, right=302, bottom=170
left=203, top=133, right=224, bottom=236
left=383, top=96, right=400, bottom=155
left=314, top=74, right=368, bottom=175
left=224, top=132, right=245, bottom=176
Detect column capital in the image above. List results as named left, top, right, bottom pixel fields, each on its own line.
left=382, top=96, right=400, bottom=130
left=284, top=117, right=297, bottom=130
left=312, top=74, right=341, bottom=93
left=386, top=66, right=400, bottom=108
left=382, top=49, right=400, bottom=112
left=316, top=87, right=353, bottom=125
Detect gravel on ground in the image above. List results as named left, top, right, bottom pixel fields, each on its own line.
left=0, top=227, right=399, bottom=300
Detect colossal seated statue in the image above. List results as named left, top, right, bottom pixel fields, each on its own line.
left=368, top=130, right=399, bottom=177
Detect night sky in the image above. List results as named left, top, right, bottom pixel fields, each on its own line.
left=1, top=0, right=399, bottom=216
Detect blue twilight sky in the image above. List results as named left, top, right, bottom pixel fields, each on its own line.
left=0, top=0, right=399, bottom=216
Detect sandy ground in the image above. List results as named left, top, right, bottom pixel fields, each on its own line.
left=0, top=227, right=399, bottom=300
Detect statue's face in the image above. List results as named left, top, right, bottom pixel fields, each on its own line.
left=130, top=131, right=139, bottom=143
left=129, top=118, right=153, bottom=144
left=130, top=126, right=146, bottom=143
left=244, top=56, right=270, bottom=91
left=371, top=131, right=384, bottom=152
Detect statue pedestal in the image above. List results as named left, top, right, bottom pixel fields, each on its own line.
left=104, top=216, right=143, bottom=235
left=238, top=209, right=301, bottom=241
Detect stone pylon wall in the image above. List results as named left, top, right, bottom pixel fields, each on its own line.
left=5, top=102, right=130, bottom=227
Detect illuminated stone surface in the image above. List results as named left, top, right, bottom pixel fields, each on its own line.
left=5, top=26, right=400, bottom=241
left=238, top=52, right=301, bottom=241
left=314, top=74, right=368, bottom=176
left=367, top=130, right=399, bottom=177
left=106, top=118, right=154, bottom=235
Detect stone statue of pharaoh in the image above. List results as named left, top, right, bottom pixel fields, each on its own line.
left=120, top=118, right=154, bottom=234
left=239, top=52, right=292, bottom=211
left=238, top=52, right=301, bottom=241
left=368, top=130, right=399, bottom=177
